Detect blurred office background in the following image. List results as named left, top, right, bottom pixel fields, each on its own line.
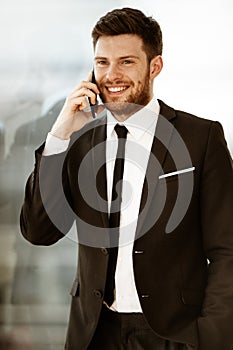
left=0, top=0, right=232, bottom=349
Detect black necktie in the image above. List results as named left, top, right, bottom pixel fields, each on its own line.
left=104, top=124, right=128, bottom=306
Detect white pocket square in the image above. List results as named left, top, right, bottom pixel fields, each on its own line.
left=159, top=167, right=195, bottom=179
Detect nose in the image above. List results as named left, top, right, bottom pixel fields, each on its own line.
left=105, top=64, right=123, bottom=81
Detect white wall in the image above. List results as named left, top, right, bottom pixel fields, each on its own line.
left=0, top=0, right=232, bottom=154
left=122, top=0, right=233, bottom=155
left=0, top=0, right=121, bottom=151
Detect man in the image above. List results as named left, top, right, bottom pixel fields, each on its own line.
left=20, top=7, right=233, bottom=350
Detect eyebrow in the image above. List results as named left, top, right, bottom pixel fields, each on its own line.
left=94, top=55, right=140, bottom=61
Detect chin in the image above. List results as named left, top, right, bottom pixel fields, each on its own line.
left=104, top=101, right=143, bottom=118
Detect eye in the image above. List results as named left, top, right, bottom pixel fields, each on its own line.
left=96, top=60, right=108, bottom=66
left=122, top=60, right=133, bottom=65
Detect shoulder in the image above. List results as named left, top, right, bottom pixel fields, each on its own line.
left=159, top=99, right=221, bottom=141
left=159, top=99, right=215, bottom=127
left=158, top=100, right=230, bottom=164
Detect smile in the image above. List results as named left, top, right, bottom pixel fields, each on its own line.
left=106, top=86, right=128, bottom=93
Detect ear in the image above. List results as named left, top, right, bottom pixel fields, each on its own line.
left=150, top=55, right=163, bottom=79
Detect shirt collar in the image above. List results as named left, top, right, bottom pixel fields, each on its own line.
left=106, top=97, right=160, bottom=140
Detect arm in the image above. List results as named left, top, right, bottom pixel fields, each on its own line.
left=20, top=144, right=72, bottom=245
left=198, top=121, right=233, bottom=350
left=20, top=73, right=101, bottom=245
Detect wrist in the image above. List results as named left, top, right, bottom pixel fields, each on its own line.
left=49, top=128, right=72, bottom=140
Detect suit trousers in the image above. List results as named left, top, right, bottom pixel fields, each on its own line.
left=87, top=304, right=195, bottom=350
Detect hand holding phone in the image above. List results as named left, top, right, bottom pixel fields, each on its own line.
left=50, top=70, right=101, bottom=139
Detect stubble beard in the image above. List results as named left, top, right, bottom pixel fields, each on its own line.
left=98, top=71, right=151, bottom=120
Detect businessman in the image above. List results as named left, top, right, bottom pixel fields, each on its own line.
left=20, top=7, right=233, bottom=350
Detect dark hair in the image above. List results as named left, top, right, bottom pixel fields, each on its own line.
left=92, top=7, right=163, bottom=62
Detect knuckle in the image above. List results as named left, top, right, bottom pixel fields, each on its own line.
left=80, top=81, right=88, bottom=89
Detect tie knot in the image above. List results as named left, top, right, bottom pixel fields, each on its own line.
left=114, top=124, right=128, bottom=139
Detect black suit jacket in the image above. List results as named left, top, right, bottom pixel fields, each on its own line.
left=20, top=100, right=233, bottom=350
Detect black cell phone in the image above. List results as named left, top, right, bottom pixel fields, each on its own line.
left=91, top=70, right=96, bottom=85
left=88, top=70, right=97, bottom=118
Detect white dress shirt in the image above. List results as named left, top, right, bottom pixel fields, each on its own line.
left=43, top=97, right=160, bottom=312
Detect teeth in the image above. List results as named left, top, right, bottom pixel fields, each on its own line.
left=107, top=86, right=127, bottom=92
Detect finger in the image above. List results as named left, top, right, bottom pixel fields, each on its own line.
left=78, top=96, right=89, bottom=111
left=77, top=98, right=95, bottom=119
left=70, top=87, right=97, bottom=104
left=75, top=96, right=95, bottom=114
left=73, top=82, right=100, bottom=96
left=65, top=95, right=89, bottom=113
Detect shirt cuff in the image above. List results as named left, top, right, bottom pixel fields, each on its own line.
left=42, top=133, right=70, bottom=156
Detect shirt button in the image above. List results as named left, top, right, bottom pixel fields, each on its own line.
left=93, top=289, right=103, bottom=299
left=101, top=248, right=109, bottom=255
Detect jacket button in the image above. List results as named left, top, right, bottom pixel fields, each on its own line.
left=101, top=248, right=109, bottom=255
left=93, top=289, right=103, bottom=299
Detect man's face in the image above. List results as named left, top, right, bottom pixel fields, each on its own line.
left=94, top=34, right=153, bottom=117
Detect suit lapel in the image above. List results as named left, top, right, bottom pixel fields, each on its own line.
left=135, top=100, right=177, bottom=238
